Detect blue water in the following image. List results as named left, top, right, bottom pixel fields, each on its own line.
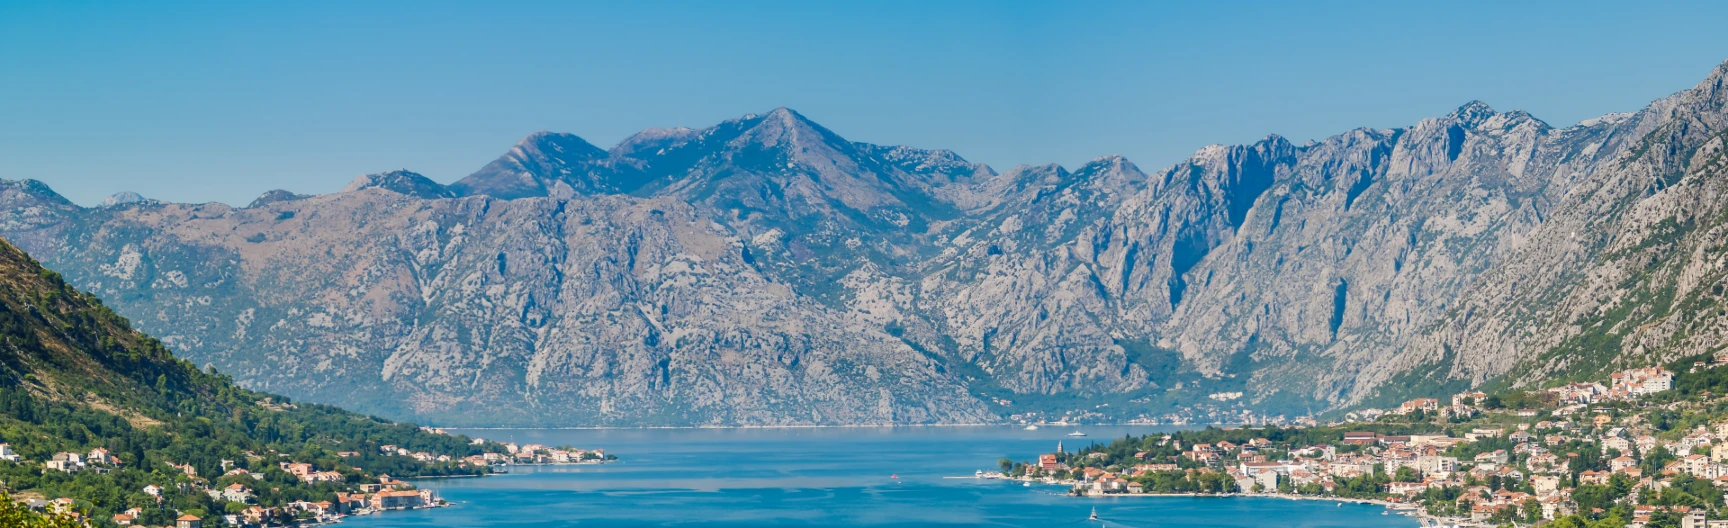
left=338, top=426, right=1415, bottom=527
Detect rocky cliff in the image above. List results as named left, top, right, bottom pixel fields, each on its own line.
left=7, top=61, right=1728, bottom=426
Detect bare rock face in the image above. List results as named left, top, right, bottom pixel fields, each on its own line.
left=9, top=60, right=1728, bottom=425
left=0, top=186, right=990, bottom=426
left=1417, top=60, right=1728, bottom=393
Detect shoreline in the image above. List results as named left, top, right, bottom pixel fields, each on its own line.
left=1081, top=492, right=1470, bottom=526
left=1071, top=491, right=1444, bottom=525
left=441, top=423, right=1245, bottom=431
left=987, top=475, right=1454, bottom=526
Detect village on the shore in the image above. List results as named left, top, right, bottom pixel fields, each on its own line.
left=4, top=427, right=610, bottom=528
left=997, top=353, right=1728, bottom=528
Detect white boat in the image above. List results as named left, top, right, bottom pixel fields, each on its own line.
left=1023, top=481, right=1031, bottom=487
left=1067, top=431, right=1087, bottom=437
left=1024, top=425, right=1039, bottom=431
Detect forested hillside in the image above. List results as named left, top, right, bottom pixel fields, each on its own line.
left=0, top=236, right=504, bottom=525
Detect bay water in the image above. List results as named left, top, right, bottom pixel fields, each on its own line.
left=339, top=426, right=1415, bottom=527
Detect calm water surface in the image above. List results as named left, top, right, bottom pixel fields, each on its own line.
left=339, top=426, right=1416, bottom=527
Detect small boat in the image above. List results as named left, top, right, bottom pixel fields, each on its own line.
left=1023, top=481, right=1031, bottom=487
left=1067, top=431, right=1087, bottom=437
left=1089, top=507, right=1099, bottom=521
left=1024, top=425, right=1039, bottom=431
left=891, top=474, right=898, bottom=479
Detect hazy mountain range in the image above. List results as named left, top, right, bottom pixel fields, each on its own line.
left=3, top=60, right=1727, bottom=427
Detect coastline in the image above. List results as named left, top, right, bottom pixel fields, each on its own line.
left=443, top=423, right=1241, bottom=431
left=984, top=474, right=1450, bottom=526
left=1069, top=491, right=1441, bottom=525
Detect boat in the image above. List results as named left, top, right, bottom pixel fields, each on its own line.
left=1067, top=431, right=1087, bottom=437
left=1089, top=507, right=1099, bottom=521
left=1023, top=481, right=1031, bottom=487
left=1024, top=424, right=1039, bottom=431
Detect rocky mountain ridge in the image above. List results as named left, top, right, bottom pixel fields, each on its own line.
left=6, top=60, right=1728, bottom=426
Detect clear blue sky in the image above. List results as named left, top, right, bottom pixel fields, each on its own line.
left=5, top=1, right=1728, bottom=206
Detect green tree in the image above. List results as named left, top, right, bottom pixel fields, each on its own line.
left=0, top=493, right=84, bottom=528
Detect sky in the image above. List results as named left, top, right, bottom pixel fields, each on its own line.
left=4, top=1, right=1728, bottom=207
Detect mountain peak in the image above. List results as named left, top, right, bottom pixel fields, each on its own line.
left=98, top=191, right=150, bottom=208
left=732, top=107, right=847, bottom=156
left=612, top=126, right=698, bottom=158
left=764, top=106, right=816, bottom=126
left=247, top=189, right=310, bottom=208
left=341, top=170, right=454, bottom=199
left=449, top=132, right=618, bottom=199
left=1449, top=100, right=1498, bottom=127
left=518, top=131, right=607, bottom=158
left=0, top=178, right=74, bottom=207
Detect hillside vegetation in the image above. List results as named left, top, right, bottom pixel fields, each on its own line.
left=0, top=236, right=503, bottom=525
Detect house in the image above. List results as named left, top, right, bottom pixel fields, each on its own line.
left=143, top=484, right=163, bottom=497
left=303, top=470, right=345, bottom=483
left=1389, top=481, right=1429, bottom=496
left=175, top=514, right=202, bottom=528
left=88, top=448, right=114, bottom=465
left=376, top=489, right=424, bottom=510
left=113, top=512, right=135, bottom=525
left=282, top=462, right=314, bottom=477
left=1452, top=391, right=1488, bottom=407
left=1683, top=454, right=1712, bottom=477
left=0, top=443, right=18, bottom=462
left=1532, top=475, right=1561, bottom=493
left=334, top=492, right=369, bottom=513
left=1611, top=456, right=1638, bottom=472
left=222, top=483, right=253, bottom=503
left=1342, top=432, right=1378, bottom=445
left=1579, top=470, right=1611, bottom=485
left=1415, top=455, right=1459, bottom=475
left=1038, top=453, right=1059, bottom=471
left=1465, top=428, right=1504, bottom=441
left=1398, top=398, right=1440, bottom=415
left=1611, top=368, right=1674, bottom=396
left=1607, top=436, right=1634, bottom=453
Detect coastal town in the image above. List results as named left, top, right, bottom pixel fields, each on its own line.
left=3, top=427, right=611, bottom=527
left=998, top=353, right=1728, bottom=528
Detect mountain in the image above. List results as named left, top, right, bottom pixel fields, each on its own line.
left=7, top=60, right=1728, bottom=426
left=340, top=170, right=455, bottom=199
left=0, top=235, right=500, bottom=522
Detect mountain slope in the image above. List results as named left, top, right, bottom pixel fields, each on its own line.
left=0, top=235, right=501, bottom=523
left=0, top=184, right=991, bottom=426
left=1415, top=60, right=1728, bottom=393
left=9, top=59, right=1728, bottom=425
